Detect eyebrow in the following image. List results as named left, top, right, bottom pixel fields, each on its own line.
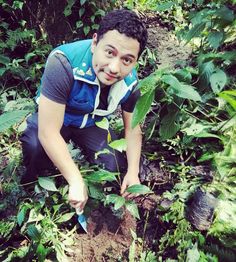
left=105, top=44, right=136, bottom=59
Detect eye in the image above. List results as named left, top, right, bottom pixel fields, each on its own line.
left=105, top=49, right=114, bottom=57
left=123, top=57, right=133, bottom=65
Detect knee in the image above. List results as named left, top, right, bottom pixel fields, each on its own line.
left=20, top=128, right=43, bottom=158
left=97, top=151, right=127, bottom=173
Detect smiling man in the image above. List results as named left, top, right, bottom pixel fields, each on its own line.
left=20, top=9, right=148, bottom=213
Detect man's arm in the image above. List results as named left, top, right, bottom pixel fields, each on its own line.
left=38, top=95, right=88, bottom=211
left=120, top=110, right=142, bottom=195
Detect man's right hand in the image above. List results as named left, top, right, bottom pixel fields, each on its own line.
left=68, top=180, right=88, bottom=213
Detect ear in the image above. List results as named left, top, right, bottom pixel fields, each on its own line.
left=91, top=33, right=98, bottom=53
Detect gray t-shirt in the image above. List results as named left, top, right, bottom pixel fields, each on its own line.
left=41, top=53, right=140, bottom=112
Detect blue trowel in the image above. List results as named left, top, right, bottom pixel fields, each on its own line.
left=76, top=209, right=88, bottom=233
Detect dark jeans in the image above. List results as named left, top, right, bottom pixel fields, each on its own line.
left=20, top=113, right=127, bottom=183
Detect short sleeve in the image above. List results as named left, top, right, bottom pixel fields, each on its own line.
left=41, top=52, right=74, bottom=104
left=121, top=89, right=141, bottom=113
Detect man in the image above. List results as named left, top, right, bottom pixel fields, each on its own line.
left=20, top=9, right=148, bottom=213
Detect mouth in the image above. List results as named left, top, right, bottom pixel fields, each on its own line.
left=104, top=72, right=118, bottom=80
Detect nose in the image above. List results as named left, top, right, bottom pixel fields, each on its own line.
left=109, top=58, right=120, bottom=75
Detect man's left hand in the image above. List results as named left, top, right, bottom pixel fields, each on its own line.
left=120, top=173, right=140, bottom=197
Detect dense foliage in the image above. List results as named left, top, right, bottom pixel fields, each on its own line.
left=0, top=0, right=235, bottom=261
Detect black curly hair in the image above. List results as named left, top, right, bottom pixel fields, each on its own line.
left=97, top=9, right=148, bottom=58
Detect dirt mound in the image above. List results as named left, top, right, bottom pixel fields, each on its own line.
left=147, top=25, right=192, bottom=69
left=68, top=207, right=136, bottom=261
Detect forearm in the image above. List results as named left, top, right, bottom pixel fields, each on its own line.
left=125, top=125, right=142, bottom=175
left=39, top=131, right=83, bottom=185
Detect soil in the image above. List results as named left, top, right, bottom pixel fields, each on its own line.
left=67, top=207, right=136, bottom=261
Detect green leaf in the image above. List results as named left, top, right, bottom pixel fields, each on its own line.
left=215, top=6, right=235, bottom=24
left=219, top=90, right=236, bottom=110
left=56, top=212, right=74, bottom=223
left=0, top=54, right=10, bottom=65
left=159, top=111, right=180, bottom=140
left=132, top=90, right=155, bottom=128
left=0, top=110, right=29, bottom=133
left=88, top=184, right=105, bottom=200
left=79, top=7, right=85, bottom=17
left=27, top=224, right=41, bottom=241
left=80, top=0, right=87, bottom=5
left=156, top=1, right=175, bottom=12
left=38, top=177, right=58, bottom=192
left=17, top=205, right=30, bottom=226
left=185, top=22, right=206, bottom=43
left=109, top=138, right=127, bottom=152
left=126, top=184, right=153, bottom=194
left=83, top=26, right=90, bottom=36
left=106, top=194, right=120, bottom=204
left=125, top=201, right=140, bottom=219
left=162, top=75, right=201, bottom=101
left=86, top=170, right=118, bottom=182
left=210, top=69, right=227, bottom=94
left=63, top=0, right=75, bottom=17
left=199, top=61, right=215, bottom=86
left=95, top=117, right=109, bottom=130
left=207, top=31, right=224, bottom=49
left=186, top=243, right=200, bottom=262
left=114, top=196, right=126, bottom=210
left=36, top=243, right=48, bottom=262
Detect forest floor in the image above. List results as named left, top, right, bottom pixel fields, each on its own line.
left=66, top=20, right=193, bottom=262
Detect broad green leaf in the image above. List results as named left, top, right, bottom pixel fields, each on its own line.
left=27, top=224, right=41, bottom=241
left=109, top=138, right=127, bottom=152
left=159, top=111, right=180, bottom=140
left=0, top=67, right=7, bottom=76
left=137, top=73, right=158, bottom=95
left=125, top=201, right=140, bottom=219
left=156, top=1, right=175, bottom=12
left=28, top=209, right=44, bottom=223
left=162, top=75, right=201, bottom=101
left=132, top=90, right=155, bottom=128
left=114, top=196, right=126, bottom=210
left=215, top=6, right=235, bottom=23
left=88, top=184, right=105, bottom=200
left=199, top=61, right=215, bottom=86
left=210, top=69, right=227, bottom=94
left=129, top=240, right=136, bottom=262
left=185, top=22, right=206, bottom=43
left=174, top=68, right=192, bottom=84
left=63, top=0, right=76, bottom=16
left=106, top=194, right=120, bottom=204
left=0, top=54, right=10, bottom=65
left=79, top=8, right=85, bottom=17
left=86, top=170, right=118, bottom=182
left=219, top=90, right=236, bottom=110
left=194, top=132, right=221, bottom=139
left=182, top=123, right=211, bottom=136
left=95, top=117, right=109, bottom=130
left=207, top=31, right=224, bottom=49
left=0, top=110, right=30, bottom=133
left=56, top=212, right=74, bottom=223
left=83, top=26, right=90, bottom=36
left=186, top=243, right=200, bottom=262
left=17, top=205, right=31, bottom=226
left=38, top=177, right=58, bottom=192
left=36, top=243, right=48, bottom=262
left=80, top=0, right=87, bottom=5
left=126, top=184, right=153, bottom=194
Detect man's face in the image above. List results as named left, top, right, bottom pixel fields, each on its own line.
left=91, top=30, right=140, bottom=87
